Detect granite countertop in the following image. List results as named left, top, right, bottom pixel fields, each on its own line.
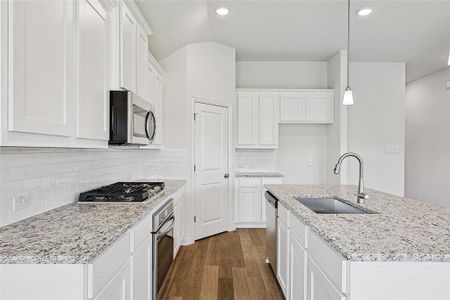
left=0, top=180, right=186, bottom=264
left=235, top=171, right=284, bottom=178
left=265, top=184, right=450, bottom=262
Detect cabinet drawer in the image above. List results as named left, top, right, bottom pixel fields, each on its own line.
left=278, top=202, right=289, bottom=226
left=308, top=231, right=347, bottom=293
left=289, top=213, right=308, bottom=249
left=88, top=232, right=130, bottom=298
left=238, top=178, right=261, bottom=187
left=130, top=213, right=153, bottom=253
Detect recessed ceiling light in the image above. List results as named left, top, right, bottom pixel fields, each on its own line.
left=216, top=7, right=229, bottom=16
left=357, top=7, right=373, bottom=17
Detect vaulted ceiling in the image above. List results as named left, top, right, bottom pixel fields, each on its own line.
left=136, top=0, right=450, bottom=82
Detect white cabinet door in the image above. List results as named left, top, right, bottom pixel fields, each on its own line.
left=277, top=218, right=289, bottom=297
left=261, top=177, right=283, bottom=224
left=131, top=238, right=152, bottom=300
left=8, top=0, right=75, bottom=136
left=94, top=261, right=130, bottom=300
left=259, top=94, right=279, bottom=147
left=280, top=93, right=305, bottom=122
left=237, top=93, right=258, bottom=146
left=120, top=2, right=137, bottom=92
left=308, top=258, right=345, bottom=300
left=77, top=0, right=108, bottom=141
left=174, top=195, right=185, bottom=257
left=136, top=26, right=149, bottom=100
left=305, top=91, right=333, bottom=123
left=153, top=73, right=163, bottom=146
left=236, top=179, right=262, bottom=223
left=289, top=235, right=307, bottom=300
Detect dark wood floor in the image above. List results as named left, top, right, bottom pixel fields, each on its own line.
left=158, top=228, right=283, bottom=300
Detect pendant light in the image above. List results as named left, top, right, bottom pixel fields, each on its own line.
left=343, top=0, right=354, bottom=105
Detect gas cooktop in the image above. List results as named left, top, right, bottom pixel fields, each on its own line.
left=78, top=182, right=165, bottom=202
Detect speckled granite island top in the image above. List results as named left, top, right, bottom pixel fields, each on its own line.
left=235, top=171, right=284, bottom=178
left=265, top=184, right=450, bottom=262
left=0, top=180, right=185, bottom=264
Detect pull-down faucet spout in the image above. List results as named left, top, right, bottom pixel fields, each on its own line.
left=334, top=152, right=369, bottom=204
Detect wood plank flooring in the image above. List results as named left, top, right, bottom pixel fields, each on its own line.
left=158, top=229, right=283, bottom=300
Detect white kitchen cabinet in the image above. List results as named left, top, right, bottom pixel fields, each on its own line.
left=77, top=0, right=109, bottom=141
left=237, top=92, right=279, bottom=149
left=237, top=93, right=259, bottom=147
left=131, top=238, right=152, bottom=300
left=152, top=72, right=164, bottom=146
left=119, top=2, right=137, bottom=92
left=136, top=25, right=149, bottom=100
left=259, top=94, right=280, bottom=147
left=289, top=234, right=307, bottom=300
left=236, top=178, right=262, bottom=224
left=174, top=190, right=186, bottom=257
left=6, top=0, right=75, bottom=137
left=280, top=90, right=333, bottom=123
left=280, top=93, right=305, bottom=122
left=235, top=176, right=283, bottom=227
left=277, top=213, right=289, bottom=298
left=308, top=258, right=345, bottom=300
left=94, top=261, right=130, bottom=300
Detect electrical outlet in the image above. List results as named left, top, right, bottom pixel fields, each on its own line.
left=446, top=81, right=450, bottom=89
left=307, top=159, right=313, bottom=167
left=387, top=146, right=400, bottom=154
left=13, top=194, right=31, bottom=212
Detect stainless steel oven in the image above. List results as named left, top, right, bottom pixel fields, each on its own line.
left=152, top=200, right=175, bottom=299
left=109, top=90, right=156, bottom=146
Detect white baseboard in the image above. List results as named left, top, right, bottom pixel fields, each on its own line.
left=235, top=222, right=267, bottom=229
left=181, top=236, right=195, bottom=246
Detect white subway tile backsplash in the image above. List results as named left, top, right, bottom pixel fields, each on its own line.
left=0, top=148, right=187, bottom=227
left=236, top=149, right=277, bottom=171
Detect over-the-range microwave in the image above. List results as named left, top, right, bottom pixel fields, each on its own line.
left=109, top=91, right=156, bottom=146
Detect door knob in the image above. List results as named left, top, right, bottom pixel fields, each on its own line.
left=224, top=173, right=230, bottom=178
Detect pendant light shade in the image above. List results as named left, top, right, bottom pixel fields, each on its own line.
left=343, top=0, right=354, bottom=105
left=343, top=87, right=354, bottom=105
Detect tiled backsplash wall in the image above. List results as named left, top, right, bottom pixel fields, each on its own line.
left=236, top=149, right=277, bottom=171
left=0, top=148, right=187, bottom=227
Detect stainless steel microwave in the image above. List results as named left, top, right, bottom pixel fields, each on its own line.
left=109, top=91, right=156, bottom=146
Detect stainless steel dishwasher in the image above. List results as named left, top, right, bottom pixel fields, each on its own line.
left=265, top=191, right=278, bottom=274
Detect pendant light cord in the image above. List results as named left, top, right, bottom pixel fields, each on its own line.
left=347, top=0, right=351, bottom=88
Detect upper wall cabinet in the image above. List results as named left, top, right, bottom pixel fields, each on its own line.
left=77, top=0, right=109, bottom=141
left=6, top=0, right=76, bottom=138
left=280, top=90, right=334, bottom=123
left=0, top=0, right=110, bottom=148
left=119, top=2, right=137, bottom=92
left=237, top=92, right=279, bottom=149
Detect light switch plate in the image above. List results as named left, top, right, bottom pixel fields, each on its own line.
left=446, top=81, right=450, bottom=89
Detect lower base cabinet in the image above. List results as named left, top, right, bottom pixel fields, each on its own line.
left=131, top=238, right=152, bottom=300
left=277, top=217, right=289, bottom=297
left=289, top=235, right=307, bottom=300
left=308, top=258, right=344, bottom=300
left=235, top=176, right=283, bottom=227
left=95, top=261, right=130, bottom=300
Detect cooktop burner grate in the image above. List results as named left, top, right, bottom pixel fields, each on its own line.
left=78, top=182, right=165, bottom=202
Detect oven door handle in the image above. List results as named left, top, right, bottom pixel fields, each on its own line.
left=156, top=215, right=175, bottom=240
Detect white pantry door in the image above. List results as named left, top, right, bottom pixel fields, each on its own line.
left=194, top=102, right=229, bottom=240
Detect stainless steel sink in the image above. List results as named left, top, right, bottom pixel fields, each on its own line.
left=294, top=197, right=372, bottom=214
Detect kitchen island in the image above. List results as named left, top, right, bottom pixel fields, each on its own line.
left=265, top=184, right=450, bottom=300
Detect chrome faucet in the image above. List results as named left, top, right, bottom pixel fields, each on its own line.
left=333, top=152, right=369, bottom=204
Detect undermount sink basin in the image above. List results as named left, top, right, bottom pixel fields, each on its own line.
left=294, top=197, right=371, bottom=214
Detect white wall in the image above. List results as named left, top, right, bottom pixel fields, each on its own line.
left=0, top=148, right=187, bottom=227
left=236, top=61, right=329, bottom=184
left=346, top=62, right=406, bottom=196
left=160, top=42, right=236, bottom=242
left=405, top=68, right=450, bottom=208
left=326, top=51, right=348, bottom=185
left=236, top=61, right=327, bottom=89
